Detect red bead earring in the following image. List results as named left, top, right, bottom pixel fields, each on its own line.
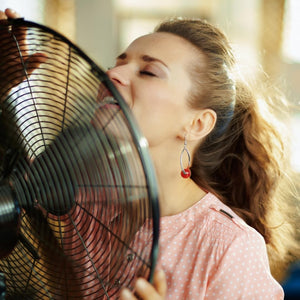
left=180, top=135, right=191, bottom=179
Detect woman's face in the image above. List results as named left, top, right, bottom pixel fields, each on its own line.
left=107, top=32, right=201, bottom=147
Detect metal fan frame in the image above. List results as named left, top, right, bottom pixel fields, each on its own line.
left=0, top=18, right=160, bottom=284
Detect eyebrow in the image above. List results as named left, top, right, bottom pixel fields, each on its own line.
left=116, top=53, right=169, bottom=69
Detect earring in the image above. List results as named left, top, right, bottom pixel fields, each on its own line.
left=180, top=135, right=191, bottom=178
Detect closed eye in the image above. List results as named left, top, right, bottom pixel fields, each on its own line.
left=140, top=70, right=156, bottom=77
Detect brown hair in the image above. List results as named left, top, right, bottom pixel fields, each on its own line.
left=156, top=18, right=300, bottom=281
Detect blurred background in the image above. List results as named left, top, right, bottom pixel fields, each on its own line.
left=0, top=0, right=299, bottom=173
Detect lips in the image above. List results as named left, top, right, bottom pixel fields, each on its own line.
left=105, top=80, right=130, bottom=108
left=97, top=84, right=130, bottom=110
left=97, top=87, right=113, bottom=101
left=99, top=95, right=118, bottom=105
left=97, top=85, right=120, bottom=109
left=91, top=96, right=120, bottom=130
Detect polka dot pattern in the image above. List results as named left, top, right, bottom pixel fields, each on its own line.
left=157, top=193, right=284, bottom=299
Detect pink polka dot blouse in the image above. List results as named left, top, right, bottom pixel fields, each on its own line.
left=157, top=192, right=284, bottom=299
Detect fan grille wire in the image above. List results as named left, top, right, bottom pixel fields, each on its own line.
left=0, top=19, right=159, bottom=299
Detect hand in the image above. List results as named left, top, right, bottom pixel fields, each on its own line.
left=0, top=7, right=21, bottom=19
left=120, top=268, right=167, bottom=300
left=0, top=8, right=47, bottom=96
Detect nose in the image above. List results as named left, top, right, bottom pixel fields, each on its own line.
left=106, top=65, right=130, bottom=86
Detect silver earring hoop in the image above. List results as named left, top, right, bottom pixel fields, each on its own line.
left=180, top=136, right=191, bottom=178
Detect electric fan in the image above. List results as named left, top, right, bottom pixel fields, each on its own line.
left=0, top=18, right=159, bottom=299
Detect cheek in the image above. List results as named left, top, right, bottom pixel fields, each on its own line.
left=131, top=82, right=190, bottom=131
left=134, top=92, right=174, bottom=122
left=132, top=94, right=185, bottom=142
left=145, top=84, right=184, bottom=111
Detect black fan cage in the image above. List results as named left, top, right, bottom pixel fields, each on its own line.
left=0, top=19, right=159, bottom=299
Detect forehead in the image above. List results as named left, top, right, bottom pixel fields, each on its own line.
left=125, top=32, right=200, bottom=69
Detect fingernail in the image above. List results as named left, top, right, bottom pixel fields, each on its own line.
left=136, top=278, right=146, bottom=289
left=158, top=268, right=165, bottom=276
left=8, top=8, right=16, bottom=13
left=120, top=288, right=132, bottom=299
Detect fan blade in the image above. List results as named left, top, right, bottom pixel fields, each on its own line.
left=0, top=184, right=19, bottom=258
left=15, top=122, right=110, bottom=216
left=0, top=100, right=27, bottom=181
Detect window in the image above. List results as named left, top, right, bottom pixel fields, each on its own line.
left=283, top=0, right=300, bottom=63
left=283, top=0, right=300, bottom=172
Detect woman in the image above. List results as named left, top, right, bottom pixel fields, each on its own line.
left=1, top=8, right=299, bottom=300
left=108, top=17, right=300, bottom=300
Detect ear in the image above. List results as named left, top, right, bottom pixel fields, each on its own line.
left=185, top=109, right=217, bottom=141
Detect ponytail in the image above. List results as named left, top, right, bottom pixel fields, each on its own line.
left=192, top=79, right=300, bottom=281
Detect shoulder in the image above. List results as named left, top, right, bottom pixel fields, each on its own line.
left=202, top=193, right=266, bottom=250
left=160, top=192, right=266, bottom=251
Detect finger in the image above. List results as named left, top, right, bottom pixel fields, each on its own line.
left=134, top=278, right=161, bottom=299
left=5, top=8, right=21, bottom=19
left=0, top=10, right=8, bottom=20
left=25, top=53, right=48, bottom=76
left=120, top=288, right=137, bottom=300
left=0, top=53, right=48, bottom=94
left=153, top=268, right=167, bottom=297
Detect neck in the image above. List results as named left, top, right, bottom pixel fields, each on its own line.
left=150, top=145, right=206, bottom=217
